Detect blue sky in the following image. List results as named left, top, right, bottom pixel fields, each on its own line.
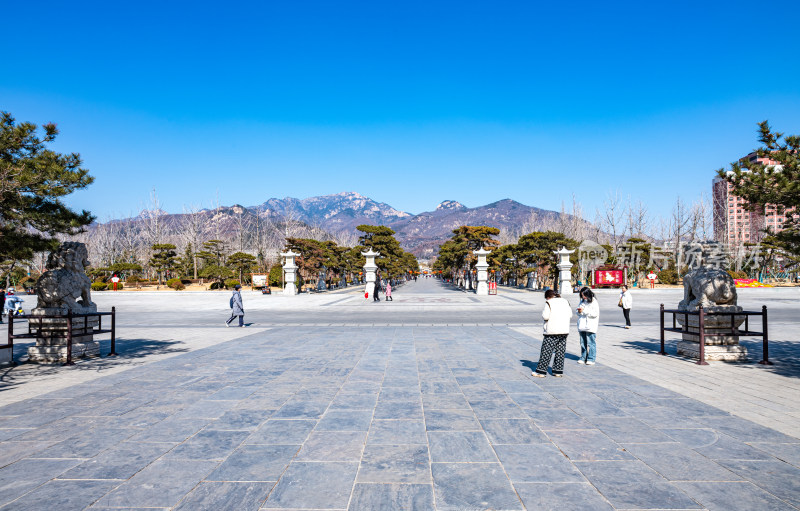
left=3, top=0, right=799, bottom=223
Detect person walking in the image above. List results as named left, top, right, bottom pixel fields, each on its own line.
left=532, top=289, right=573, bottom=378
left=385, top=280, right=393, bottom=301
left=226, top=284, right=245, bottom=327
left=619, top=284, right=633, bottom=328
left=576, top=287, right=599, bottom=365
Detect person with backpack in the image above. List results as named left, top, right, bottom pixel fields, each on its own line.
left=576, top=287, right=599, bottom=365
left=532, top=289, right=573, bottom=378
left=226, top=284, right=245, bottom=327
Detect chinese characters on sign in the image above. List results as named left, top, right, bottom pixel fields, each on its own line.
left=595, top=269, right=624, bottom=286
left=578, top=240, right=766, bottom=273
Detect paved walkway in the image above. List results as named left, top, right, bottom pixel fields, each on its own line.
left=0, top=280, right=798, bottom=509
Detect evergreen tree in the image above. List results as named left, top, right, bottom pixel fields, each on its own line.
left=0, top=112, right=94, bottom=264
left=149, top=244, right=178, bottom=284
left=227, top=251, right=257, bottom=283
left=177, top=244, right=195, bottom=279
left=268, top=263, right=283, bottom=287
left=285, top=238, right=326, bottom=281
left=197, top=239, right=227, bottom=266
left=433, top=226, right=500, bottom=275
left=356, top=225, right=419, bottom=278
left=514, top=231, right=578, bottom=280
left=199, top=264, right=234, bottom=287
left=718, top=122, right=800, bottom=261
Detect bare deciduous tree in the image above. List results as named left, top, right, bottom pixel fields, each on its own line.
left=625, top=198, right=650, bottom=240
left=598, top=191, right=625, bottom=252
left=179, top=204, right=207, bottom=279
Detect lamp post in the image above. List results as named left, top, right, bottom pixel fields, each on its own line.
left=474, top=248, right=491, bottom=295
left=526, top=262, right=536, bottom=289
left=553, top=246, right=576, bottom=295
left=281, top=250, right=299, bottom=295
left=362, top=248, right=380, bottom=293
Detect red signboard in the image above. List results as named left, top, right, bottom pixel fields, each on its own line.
left=594, top=269, right=624, bottom=287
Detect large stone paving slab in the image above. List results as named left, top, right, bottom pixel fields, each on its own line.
left=0, top=318, right=798, bottom=508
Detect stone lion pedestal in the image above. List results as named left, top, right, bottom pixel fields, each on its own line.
left=676, top=267, right=747, bottom=362
left=28, top=242, right=100, bottom=363
left=28, top=307, right=100, bottom=363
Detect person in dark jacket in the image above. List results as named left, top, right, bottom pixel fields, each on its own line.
left=373, top=278, right=381, bottom=302
left=0, top=287, right=5, bottom=323
left=226, top=284, right=245, bottom=327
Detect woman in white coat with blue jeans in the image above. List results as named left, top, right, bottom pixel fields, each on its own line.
left=576, top=287, right=599, bottom=365
left=532, top=289, right=573, bottom=378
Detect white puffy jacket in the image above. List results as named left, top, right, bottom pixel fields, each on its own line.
left=576, top=299, right=599, bottom=333
left=542, top=297, right=572, bottom=335
left=620, top=290, right=633, bottom=309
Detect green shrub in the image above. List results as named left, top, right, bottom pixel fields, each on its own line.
left=126, top=275, right=141, bottom=283
left=166, top=278, right=185, bottom=290
left=657, top=269, right=679, bottom=285
left=268, top=264, right=283, bottom=286
left=110, top=282, right=123, bottom=290
left=224, top=279, right=240, bottom=289
left=91, top=282, right=108, bottom=291
left=209, top=281, right=225, bottom=290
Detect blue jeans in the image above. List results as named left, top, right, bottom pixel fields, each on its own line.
left=579, top=331, right=596, bottom=362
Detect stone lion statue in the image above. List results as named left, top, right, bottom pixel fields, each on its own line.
left=35, top=242, right=96, bottom=310
left=678, top=267, right=737, bottom=311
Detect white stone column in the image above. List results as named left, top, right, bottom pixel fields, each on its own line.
left=554, top=246, right=576, bottom=296
left=281, top=250, right=299, bottom=295
left=474, top=248, right=491, bottom=296
left=362, top=248, right=380, bottom=296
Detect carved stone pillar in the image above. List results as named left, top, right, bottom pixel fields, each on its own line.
left=281, top=250, right=299, bottom=295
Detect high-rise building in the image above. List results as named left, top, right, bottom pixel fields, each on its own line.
left=712, top=152, right=792, bottom=244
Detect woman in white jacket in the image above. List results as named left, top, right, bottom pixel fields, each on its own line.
left=532, top=289, right=573, bottom=378
left=619, top=284, right=633, bottom=328
left=576, top=287, right=599, bottom=365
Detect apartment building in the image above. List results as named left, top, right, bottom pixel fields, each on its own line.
left=712, top=152, right=791, bottom=244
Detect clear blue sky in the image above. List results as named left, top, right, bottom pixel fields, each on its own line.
left=3, top=0, right=799, bottom=223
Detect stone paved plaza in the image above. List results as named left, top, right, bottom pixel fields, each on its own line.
left=0, top=279, right=798, bottom=510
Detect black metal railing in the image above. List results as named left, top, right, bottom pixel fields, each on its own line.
left=3, top=307, right=117, bottom=366
left=659, top=304, right=770, bottom=366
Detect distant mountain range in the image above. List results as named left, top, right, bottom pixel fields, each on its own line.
left=103, top=192, right=575, bottom=258
left=247, top=192, right=563, bottom=257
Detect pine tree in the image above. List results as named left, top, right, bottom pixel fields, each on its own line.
left=0, top=112, right=95, bottom=263
left=149, top=244, right=178, bottom=285
left=719, top=122, right=800, bottom=261
left=227, top=251, right=257, bottom=284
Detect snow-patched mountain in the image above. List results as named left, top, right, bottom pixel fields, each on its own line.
left=255, top=192, right=411, bottom=232
left=436, top=200, right=467, bottom=211
left=103, top=192, right=579, bottom=258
